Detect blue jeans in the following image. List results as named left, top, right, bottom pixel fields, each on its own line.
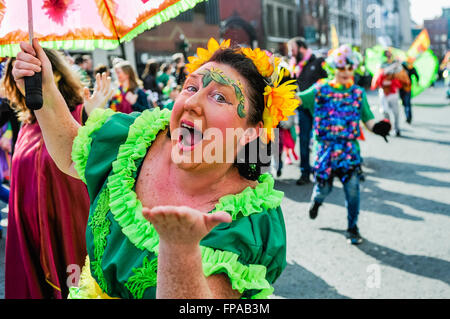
left=298, top=108, right=312, bottom=176
left=311, top=172, right=360, bottom=230
left=400, top=90, right=412, bottom=122
left=0, top=183, right=9, bottom=203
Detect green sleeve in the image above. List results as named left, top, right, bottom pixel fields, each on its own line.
left=71, top=108, right=140, bottom=201
left=200, top=205, right=287, bottom=299
left=360, top=89, right=375, bottom=123
left=297, top=86, right=317, bottom=116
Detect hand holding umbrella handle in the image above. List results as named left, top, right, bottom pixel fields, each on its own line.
left=25, top=0, right=43, bottom=110
left=25, top=72, right=43, bottom=110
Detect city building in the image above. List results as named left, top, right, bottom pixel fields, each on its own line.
left=359, top=0, right=413, bottom=51
left=219, top=0, right=265, bottom=49
left=261, top=0, right=302, bottom=52
left=424, top=14, right=449, bottom=61
left=132, top=0, right=220, bottom=75
left=298, top=0, right=329, bottom=50
left=328, top=0, right=362, bottom=48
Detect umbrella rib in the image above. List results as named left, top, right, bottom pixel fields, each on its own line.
left=102, top=0, right=122, bottom=45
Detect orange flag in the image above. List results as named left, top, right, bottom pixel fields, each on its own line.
left=407, top=29, right=430, bottom=59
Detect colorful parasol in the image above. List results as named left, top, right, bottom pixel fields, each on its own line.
left=0, top=0, right=206, bottom=57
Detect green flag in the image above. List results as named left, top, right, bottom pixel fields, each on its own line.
left=364, top=46, right=438, bottom=97
left=411, top=49, right=439, bottom=97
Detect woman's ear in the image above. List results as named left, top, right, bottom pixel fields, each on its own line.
left=239, top=121, right=264, bottom=147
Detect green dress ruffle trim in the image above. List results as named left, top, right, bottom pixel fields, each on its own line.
left=72, top=108, right=116, bottom=183
left=213, top=173, right=284, bottom=218
left=106, top=108, right=171, bottom=254
left=200, top=246, right=274, bottom=299
left=71, top=107, right=284, bottom=299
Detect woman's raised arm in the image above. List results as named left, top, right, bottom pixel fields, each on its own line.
left=13, top=39, right=112, bottom=178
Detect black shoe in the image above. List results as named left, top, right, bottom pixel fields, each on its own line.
left=346, top=226, right=363, bottom=245
left=277, top=169, right=282, bottom=177
left=296, top=175, right=311, bottom=186
left=308, top=201, right=321, bottom=220
left=395, top=130, right=401, bottom=137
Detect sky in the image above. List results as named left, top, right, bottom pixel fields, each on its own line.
left=409, top=0, right=449, bottom=25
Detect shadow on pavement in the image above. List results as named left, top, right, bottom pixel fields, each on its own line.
left=320, top=228, right=450, bottom=286
left=276, top=176, right=427, bottom=221
left=412, top=121, right=450, bottom=129
left=398, top=135, right=450, bottom=147
left=363, top=157, right=450, bottom=189
left=273, top=260, right=350, bottom=299
left=275, top=179, right=314, bottom=204
left=275, top=156, right=450, bottom=221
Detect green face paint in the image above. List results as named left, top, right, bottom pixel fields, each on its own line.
left=199, top=67, right=246, bottom=118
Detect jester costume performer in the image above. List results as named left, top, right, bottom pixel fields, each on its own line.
left=68, top=39, right=299, bottom=299
left=298, top=45, right=389, bottom=244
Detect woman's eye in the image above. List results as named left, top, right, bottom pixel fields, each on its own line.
left=213, top=93, right=227, bottom=103
left=185, top=85, right=197, bottom=92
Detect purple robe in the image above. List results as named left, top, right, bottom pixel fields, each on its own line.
left=5, top=105, right=90, bottom=299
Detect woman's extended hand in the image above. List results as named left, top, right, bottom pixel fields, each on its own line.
left=83, top=73, right=115, bottom=115
left=125, top=91, right=138, bottom=105
left=142, top=206, right=232, bottom=248
left=12, top=39, right=54, bottom=96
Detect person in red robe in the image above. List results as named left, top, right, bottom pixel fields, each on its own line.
left=1, top=49, right=97, bottom=299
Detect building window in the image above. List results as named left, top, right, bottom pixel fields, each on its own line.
left=205, top=0, right=219, bottom=25
left=287, top=10, right=295, bottom=37
left=267, top=4, right=275, bottom=36
left=278, top=7, right=286, bottom=37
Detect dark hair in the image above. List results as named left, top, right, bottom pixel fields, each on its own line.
left=94, top=64, right=109, bottom=76
left=289, top=37, right=308, bottom=50
left=142, top=59, right=159, bottom=79
left=161, top=63, right=171, bottom=73
left=208, top=47, right=272, bottom=181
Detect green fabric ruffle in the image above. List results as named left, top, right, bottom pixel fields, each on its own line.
left=200, top=246, right=274, bottom=299
left=72, top=108, right=116, bottom=183
left=213, top=173, right=284, bottom=219
left=121, top=0, right=207, bottom=43
left=107, top=108, right=170, bottom=254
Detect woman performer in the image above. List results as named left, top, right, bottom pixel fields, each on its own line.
left=109, top=60, right=150, bottom=113
left=298, top=45, right=391, bottom=245
left=12, top=38, right=298, bottom=299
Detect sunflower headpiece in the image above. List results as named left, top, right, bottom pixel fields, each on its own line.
left=186, top=38, right=300, bottom=144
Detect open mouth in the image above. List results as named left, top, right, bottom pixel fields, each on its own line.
left=178, top=120, right=203, bottom=152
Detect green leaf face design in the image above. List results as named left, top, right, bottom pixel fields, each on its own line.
left=202, top=73, right=213, bottom=88
left=237, top=103, right=246, bottom=118
left=199, top=68, right=247, bottom=118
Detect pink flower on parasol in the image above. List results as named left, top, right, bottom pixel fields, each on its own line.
left=42, top=0, right=76, bottom=25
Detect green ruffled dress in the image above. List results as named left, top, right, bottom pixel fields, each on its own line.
left=68, top=107, right=287, bottom=299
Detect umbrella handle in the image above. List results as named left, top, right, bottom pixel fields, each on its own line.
left=25, top=72, right=43, bottom=110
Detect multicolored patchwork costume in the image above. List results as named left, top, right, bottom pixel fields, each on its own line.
left=299, top=80, right=374, bottom=184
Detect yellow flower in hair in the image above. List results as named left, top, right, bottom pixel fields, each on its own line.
left=186, top=38, right=231, bottom=73
left=262, top=69, right=300, bottom=142
left=241, top=47, right=280, bottom=78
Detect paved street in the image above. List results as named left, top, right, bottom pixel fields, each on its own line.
left=1, top=84, right=449, bottom=299
left=272, top=83, right=450, bottom=299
